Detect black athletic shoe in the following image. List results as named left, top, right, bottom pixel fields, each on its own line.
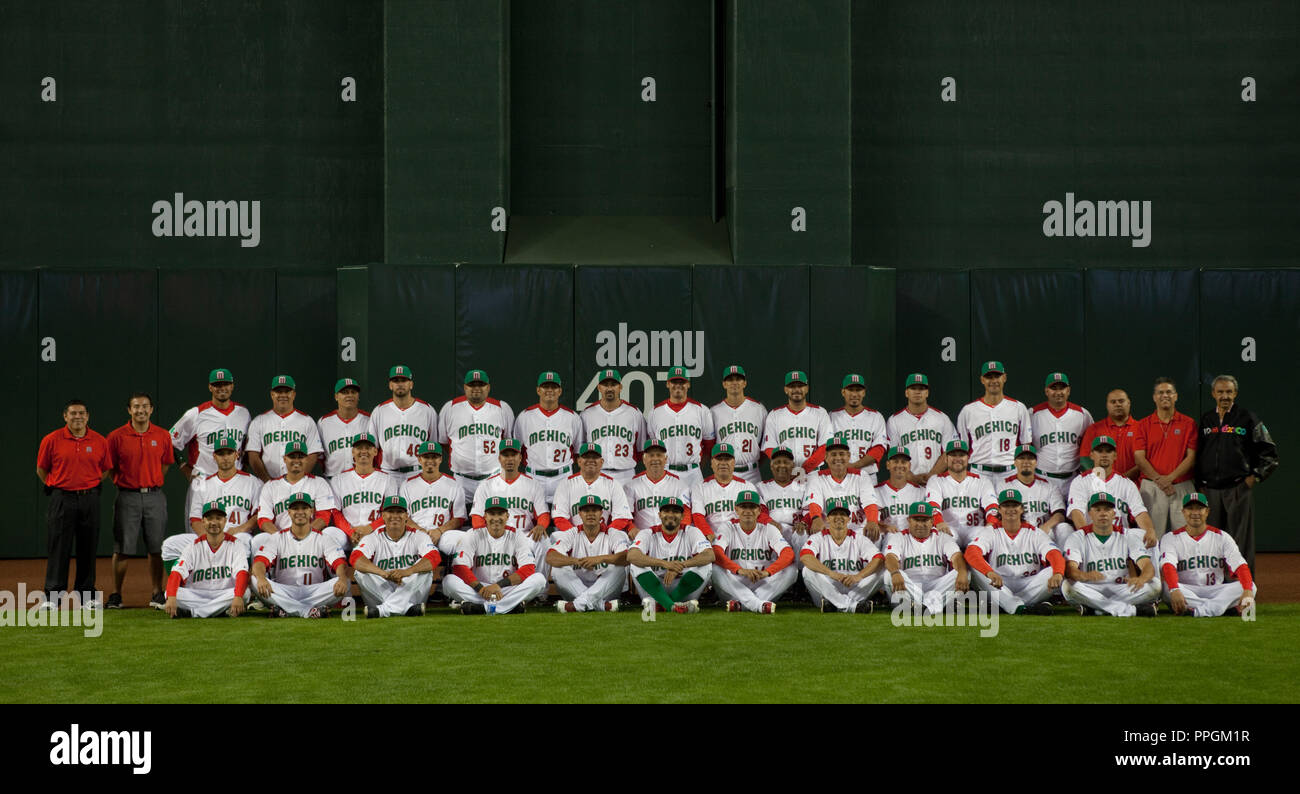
left=404, top=604, right=426, bottom=617
left=171, top=607, right=192, bottom=619
left=1136, top=604, right=1157, bottom=618
left=149, top=592, right=167, bottom=610
left=1030, top=602, right=1054, bottom=616
left=506, top=604, right=526, bottom=615
left=365, top=606, right=382, bottom=619
left=461, top=602, right=486, bottom=615
left=856, top=601, right=874, bottom=615
left=820, top=599, right=834, bottom=613
left=105, top=593, right=123, bottom=609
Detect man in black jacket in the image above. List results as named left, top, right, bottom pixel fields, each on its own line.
left=1195, top=375, right=1279, bottom=569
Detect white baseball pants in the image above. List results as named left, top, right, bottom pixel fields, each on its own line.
left=712, top=565, right=797, bottom=612
left=1162, top=581, right=1256, bottom=617
left=175, top=586, right=246, bottom=618
left=970, top=568, right=1057, bottom=614
left=629, top=564, right=712, bottom=601
left=442, top=572, right=547, bottom=614
left=531, top=537, right=553, bottom=583
left=782, top=528, right=812, bottom=568
left=526, top=470, right=570, bottom=510
left=263, top=580, right=342, bottom=617
left=321, top=526, right=351, bottom=558
left=604, top=468, right=635, bottom=487
left=552, top=565, right=626, bottom=611
left=1046, top=522, right=1075, bottom=551
left=1062, top=578, right=1160, bottom=617
left=952, top=523, right=985, bottom=550
left=161, top=532, right=254, bottom=563
left=355, top=571, right=433, bottom=617
left=435, top=529, right=467, bottom=559
left=885, top=569, right=960, bottom=614
left=803, top=568, right=884, bottom=612
left=674, top=467, right=703, bottom=492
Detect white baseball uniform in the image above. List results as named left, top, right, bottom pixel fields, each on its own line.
left=762, top=404, right=833, bottom=471
left=161, top=470, right=261, bottom=563
left=349, top=528, right=439, bottom=617
left=254, top=474, right=347, bottom=555
left=1030, top=402, right=1093, bottom=497
left=514, top=403, right=583, bottom=505
left=759, top=477, right=808, bottom=553
left=803, top=469, right=882, bottom=531
left=886, top=406, right=958, bottom=477
left=1061, top=527, right=1158, bottom=616
left=330, top=468, right=398, bottom=535
left=628, top=524, right=714, bottom=601
left=925, top=471, right=997, bottom=548
left=400, top=472, right=469, bottom=557
left=874, top=481, right=929, bottom=532
left=317, top=410, right=372, bottom=479
left=438, top=396, right=514, bottom=506
left=625, top=471, right=691, bottom=534
left=711, top=397, right=767, bottom=483
left=829, top=406, right=888, bottom=480
left=882, top=530, right=963, bottom=613
left=711, top=518, right=796, bottom=611
left=551, top=473, right=634, bottom=533
left=967, top=525, right=1063, bottom=613
left=470, top=472, right=552, bottom=579
left=800, top=530, right=885, bottom=612
left=646, top=398, right=716, bottom=490
left=1066, top=470, right=1149, bottom=530
left=548, top=527, right=630, bottom=611
left=169, top=400, right=251, bottom=518
left=580, top=400, right=647, bottom=484
left=955, top=397, right=1034, bottom=474
left=1158, top=526, right=1255, bottom=617
left=246, top=409, right=323, bottom=480
left=689, top=476, right=761, bottom=539
left=443, top=529, right=547, bottom=614
left=252, top=529, right=347, bottom=617
left=1000, top=473, right=1069, bottom=547
left=169, top=533, right=251, bottom=617
left=369, top=398, right=437, bottom=476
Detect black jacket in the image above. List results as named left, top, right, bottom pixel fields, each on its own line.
left=1196, top=404, right=1279, bottom=489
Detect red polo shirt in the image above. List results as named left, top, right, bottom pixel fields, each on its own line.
left=1132, top=411, right=1198, bottom=483
left=1079, top=417, right=1141, bottom=480
left=107, top=422, right=175, bottom=489
left=37, top=426, right=111, bottom=490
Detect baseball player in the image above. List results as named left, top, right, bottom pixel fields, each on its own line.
left=399, top=442, right=467, bottom=560
left=625, top=437, right=690, bottom=539
left=161, top=501, right=250, bottom=619
left=1030, top=372, right=1093, bottom=499
left=579, top=369, right=647, bottom=485
left=882, top=502, right=969, bottom=615
left=548, top=495, right=630, bottom=613
left=469, top=439, right=552, bottom=581
left=626, top=497, right=714, bottom=613
left=1067, top=436, right=1156, bottom=548
left=875, top=447, right=929, bottom=533
left=710, top=364, right=767, bottom=486
left=444, top=496, right=547, bottom=615
left=690, top=443, right=767, bottom=539
left=1002, top=444, right=1069, bottom=547
left=246, top=375, right=323, bottom=481
left=551, top=443, right=634, bottom=535
left=799, top=497, right=887, bottom=613
left=254, top=441, right=347, bottom=556
left=513, top=371, right=583, bottom=507
left=329, top=433, right=398, bottom=543
left=161, top=430, right=260, bottom=579
left=762, top=370, right=833, bottom=475
left=830, top=373, right=888, bottom=481
left=925, top=439, right=998, bottom=549
left=955, top=361, right=1033, bottom=478
left=369, top=364, right=437, bottom=478
left=438, top=369, right=513, bottom=509
left=1061, top=492, right=1159, bottom=617
left=1159, top=492, right=1256, bottom=617
left=349, top=495, right=438, bottom=618
left=759, top=445, right=810, bottom=557
left=250, top=491, right=352, bottom=618
left=886, top=373, right=958, bottom=487
left=317, top=378, right=372, bottom=479
left=711, top=489, right=796, bottom=613
left=169, top=368, right=251, bottom=523
left=646, top=366, right=715, bottom=491
left=803, top=434, right=883, bottom=540
left=963, top=488, right=1065, bottom=615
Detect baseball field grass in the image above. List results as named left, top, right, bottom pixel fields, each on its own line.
left=2, top=603, right=1297, bottom=704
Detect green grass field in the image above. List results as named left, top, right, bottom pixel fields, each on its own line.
left=2, top=604, right=1297, bottom=704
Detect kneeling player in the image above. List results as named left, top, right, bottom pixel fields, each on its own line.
left=1061, top=492, right=1158, bottom=617
left=547, top=495, right=630, bottom=612
left=625, top=497, right=714, bottom=613
left=444, top=496, right=547, bottom=614
left=250, top=492, right=352, bottom=618
left=800, top=498, right=886, bottom=613
left=963, top=488, right=1065, bottom=615
left=883, top=502, right=968, bottom=615
left=712, top=490, right=796, bottom=613
left=163, top=501, right=250, bottom=618
left=1159, top=492, right=1256, bottom=617
left=350, top=496, right=439, bottom=618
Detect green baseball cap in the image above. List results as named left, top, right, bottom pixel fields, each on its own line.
left=381, top=495, right=408, bottom=512
left=981, top=361, right=1006, bottom=376
left=666, top=366, right=689, bottom=382
left=944, top=439, right=970, bottom=454
left=784, top=370, right=809, bottom=385
left=841, top=373, right=866, bottom=389
left=577, top=442, right=603, bottom=457
left=1091, top=435, right=1117, bottom=451
left=908, top=501, right=935, bottom=518
left=1088, top=492, right=1116, bottom=508
left=642, top=437, right=667, bottom=452
left=596, top=368, right=622, bottom=384
left=574, top=495, right=608, bottom=511
left=283, top=440, right=309, bottom=456
left=484, top=496, right=509, bottom=512
left=334, top=377, right=360, bottom=393
left=721, top=364, right=747, bottom=379
left=464, top=369, right=490, bottom=385
left=1182, top=492, right=1209, bottom=507
left=352, top=432, right=377, bottom=447
left=1044, top=372, right=1070, bottom=387
left=388, top=364, right=413, bottom=380
left=286, top=491, right=315, bottom=508
left=825, top=434, right=850, bottom=451
left=270, top=374, right=296, bottom=390
left=886, top=446, right=911, bottom=460
left=712, top=442, right=736, bottom=458
left=904, top=373, right=929, bottom=387
left=208, top=368, right=234, bottom=384
left=499, top=438, right=522, bottom=453
left=1014, top=444, right=1038, bottom=458
left=212, top=430, right=239, bottom=452
left=201, top=501, right=227, bottom=517
left=824, top=497, right=852, bottom=515
left=734, top=490, right=762, bottom=507
left=770, top=444, right=794, bottom=459
left=997, top=488, right=1023, bottom=505
left=659, top=497, right=686, bottom=511
left=536, top=371, right=562, bottom=386
left=416, top=441, right=443, bottom=456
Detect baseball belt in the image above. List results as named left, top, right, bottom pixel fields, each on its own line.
left=972, top=463, right=1010, bottom=473
left=733, top=463, right=756, bottom=473
left=526, top=465, right=572, bottom=477
left=455, top=471, right=490, bottom=481
left=1039, top=469, right=1077, bottom=479
left=668, top=463, right=699, bottom=472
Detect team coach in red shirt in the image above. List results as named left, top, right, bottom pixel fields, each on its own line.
left=106, top=392, right=175, bottom=609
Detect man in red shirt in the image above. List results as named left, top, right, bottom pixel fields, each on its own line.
left=36, top=398, right=112, bottom=605
left=106, top=392, right=176, bottom=609
left=1133, top=377, right=1198, bottom=540
left=1078, top=389, right=1140, bottom=480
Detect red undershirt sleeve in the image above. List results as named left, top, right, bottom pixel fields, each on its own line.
left=1234, top=564, right=1253, bottom=592
left=866, top=445, right=886, bottom=465
left=765, top=546, right=795, bottom=574
left=964, top=546, right=993, bottom=575
left=452, top=564, right=477, bottom=585
left=165, top=570, right=183, bottom=598
left=516, top=564, right=536, bottom=579
left=1044, top=548, right=1065, bottom=574
left=863, top=504, right=880, bottom=523
left=802, top=446, right=826, bottom=472
left=1161, top=562, right=1180, bottom=590
left=234, top=570, right=249, bottom=596
left=712, top=544, right=740, bottom=573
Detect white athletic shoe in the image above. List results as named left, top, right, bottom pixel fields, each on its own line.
left=683, top=600, right=699, bottom=614
left=759, top=601, right=776, bottom=614
left=555, top=600, right=577, bottom=613
left=603, top=600, right=620, bottom=612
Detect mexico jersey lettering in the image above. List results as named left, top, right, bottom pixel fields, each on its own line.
left=331, top=468, right=398, bottom=528
left=1067, top=470, right=1148, bottom=529
left=625, top=472, right=691, bottom=530
left=551, top=473, right=633, bottom=528
left=762, top=404, right=832, bottom=467
left=647, top=399, right=715, bottom=466
left=174, top=535, right=249, bottom=591
left=875, top=482, right=928, bottom=530
left=759, top=478, right=806, bottom=532
left=317, top=410, right=372, bottom=478
left=970, top=527, right=1056, bottom=579
left=369, top=399, right=437, bottom=474
left=713, top=519, right=789, bottom=566
left=804, top=470, right=880, bottom=530
left=802, top=531, right=882, bottom=573
left=581, top=401, right=646, bottom=473
left=549, top=527, right=630, bottom=570
left=886, top=407, right=957, bottom=475
left=1031, top=403, right=1093, bottom=474
left=882, top=531, right=957, bottom=579
left=1000, top=475, right=1064, bottom=527
left=956, top=398, right=1033, bottom=468
left=632, top=525, right=712, bottom=563
left=400, top=474, right=467, bottom=530
left=438, top=397, right=513, bottom=476
left=689, top=477, right=757, bottom=537
left=454, top=529, right=534, bottom=582
left=829, top=407, right=888, bottom=477
left=169, top=401, right=251, bottom=475
left=246, top=409, right=323, bottom=479
left=257, top=475, right=337, bottom=530
left=352, top=528, right=437, bottom=571
left=254, top=530, right=344, bottom=585
left=925, top=473, right=996, bottom=529
left=711, top=398, right=767, bottom=470
left=189, top=471, right=261, bottom=528
left=1065, top=528, right=1148, bottom=584
left=513, top=404, right=582, bottom=473
left=1159, top=527, right=1246, bottom=587
left=471, top=473, right=547, bottom=531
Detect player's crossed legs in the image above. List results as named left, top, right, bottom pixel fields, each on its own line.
left=442, top=572, right=547, bottom=615
left=804, top=567, right=883, bottom=613
left=356, top=571, right=434, bottom=618
left=713, top=565, right=797, bottom=614
left=552, top=566, right=625, bottom=612
left=1062, top=579, right=1160, bottom=617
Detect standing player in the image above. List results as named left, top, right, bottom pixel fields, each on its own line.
left=886, top=373, right=957, bottom=487
left=802, top=435, right=882, bottom=539
left=800, top=498, right=887, bottom=613
left=759, top=446, right=809, bottom=556
left=711, top=490, right=796, bottom=613
left=883, top=502, right=968, bottom=615
left=625, top=437, right=691, bottom=539
left=254, top=441, right=346, bottom=555
left=710, top=364, right=767, bottom=486
left=690, top=444, right=764, bottom=540
left=955, top=361, right=1033, bottom=478
left=400, top=441, right=467, bottom=559
left=646, top=366, right=715, bottom=491
left=444, top=496, right=547, bottom=615
left=551, top=444, right=633, bottom=534
left=626, top=498, right=714, bottom=613
left=317, top=378, right=371, bottom=480
left=169, top=368, right=251, bottom=523
left=246, top=375, right=323, bottom=481
left=349, top=496, right=438, bottom=618
left=548, top=495, right=630, bottom=613
left=1067, top=436, right=1156, bottom=548
left=1002, top=445, right=1069, bottom=547
left=875, top=447, right=929, bottom=533
left=369, top=364, right=437, bottom=478
left=106, top=392, right=175, bottom=609
left=162, top=501, right=250, bottom=619
left=762, top=371, right=833, bottom=475
left=963, top=488, right=1065, bottom=615
left=329, top=433, right=398, bottom=543
left=438, top=369, right=513, bottom=510
left=926, top=440, right=998, bottom=549
left=580, top=369, right=646, bottom=485
left=161, top=431, right=260, bottom=579
left=469, top=440, right=551, bottom=581
left=829, top=373, right=888, bottom=482
left=1061, top=492, right=1159, bottom=617
left=1159, top=493, right=1256, bottom=617
left=1031, top=372, right=1093, bottom=499
left=514, top=371, right=583, bottom=508
left=250, top=492, right=352, bottom=618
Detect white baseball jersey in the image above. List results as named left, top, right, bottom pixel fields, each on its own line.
left=829, top=407, right=888, bottom=478
left=1064, top=528, right=1149, bottom=583
left=256, top=474, right=338, bottom=531
left=1030, top=402, right=1094, bottom=475
left=351, top=528, right=438, bottom=572
left=246, top=409, right=323, bottom=479
left=874, top=482, right=929, bottom=531
left=330, top=468, right=398, bottom=530
left=317, top=410, right=372, bottom=479
left=470, top=473, right=548, bottom=532
left=1066, top=470, right=1148, bottom=529
left=1000, top=474, right=1065, bottom=528
left=438, top=396, right=514, bottom=476
left=625, top=471, right=691, bottom=530
left=581, top=401, right=646, bottom=474
left=886, top=406, right=958, bottom=476
left=803, top=470, right=881, bottom=530
left=513, top=404, right=583, bottom=474
left=400, top=473, right=468, bottom=530
left=646, top=399, right=715, bottom=467
left=969, top=526, right=1058, bottom=579
left=631, top=524, right=713, bottom=563
left=188, top=471, right=262, bottom=529
left=690, top=476, right=759, bottom=538
left=1158, top=527, right=1247, bottom=586
left=169, top=401, right=252, bottom=475
left=551, top=473, right=634, bottom=530
left=173, top=534, right=249, bottom=592
left=711, top=398, right=767, bottom=472
left=452, top=529, right=536, bottom=583
left=549, top=527, right=630, bottom=571
left=883, top=531, right=959, bottom=580
left=253, top=529, right=345, bottom=585
left=762, top=404, right=833, bottom=468
left=369, top=399, right=438, bottom=474
left=712, top=518, right=791, bottom=568
left=801, top=530, right=882, bottom=573
left=955, top=398, right=1034, bottom=469
left=759, top=478, right=806, bottom=533
left=925, top=472, right=997, bottom=531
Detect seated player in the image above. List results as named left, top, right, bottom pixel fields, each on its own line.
left=625, top=437, right=690, bottom=541
left=162, top=501, right=250, bottom=619
left=803, top=434, right=882, bottom=541
left=963, top=488, right=1065, bottom=615
left=400, top=441, right=468, bottom=558
left=469, top=439, right=551, bottom=581
left=444, top=496, right=547, bottom=615
left=800, top=497, right=886, bottom=613
left=250, top=492, right=352, bottom=618
left=711, top=489, right=796, bottom=614
left=625, top=497, right=714, bottom=613
left=349, top=495, right=439, bottom=618
left=1002, top=444, right=1069, bottom=547
left=547, top=495, right=630, bottom=613
left=927, top=439, right=997, bottom=548
left=759, top=445, right=809, bottom=557
left=254, top=441, right=349, bottom=556
left=883, top=501, right=969, bottom=615
left=1159, top=492, right=1256, bottom=617
left=161, top=430, right=260, bottom=577
left=1061, top=492, right=1159, bottom=617
left=876, top=447, right=928, bottom=534
left=329, top=432, right=397, bottom=544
